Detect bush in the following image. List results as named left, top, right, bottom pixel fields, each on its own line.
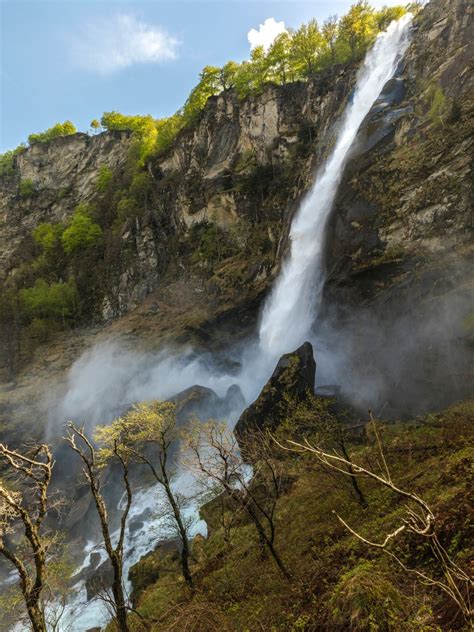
left=96, top=165, right=113, bottom=193
left=19, top=179, right=37, bottom=198
left=326, top=561, right=408, bottom=631
left=0, top=145, right=25, bottom=177
left=425, top=83, right=449, bottom=127
left=20, top=279, right=77, bottom=323
left=100, top=112, right=157, bottom=163
left=28, top=121, right=76, bottom=145
left=61, top=204, right=102, bottom=255
left=33, top=222, right=63, bottom=256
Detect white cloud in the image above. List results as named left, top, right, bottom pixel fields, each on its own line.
left=247, top=17, right=287, bottom=53
left=73, top=13, right=178, bottom=74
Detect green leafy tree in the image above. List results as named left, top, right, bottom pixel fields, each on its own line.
left=90, top=119, right=101, bottom=133
left=28, top=121, right=76, bottom=145
left=339, top=1, right=377, bottom=60
left=267, top=32, right=292, bottom=83
left=234, top=46, right=270, bottom=97
left=61, top=204, right=102, bottom=255
left=33, top=223, right=63, bottom=258
left=0, top=145, right=25, bottom=177
left=100, top=112, right=157, bottom=163
left=375, top=6, right=407, bottom=31
left=290, top=19, right=324, bottom=76
left=218, top=61, right=241, bottom=90
left=20, top=279, right=77, bottom=323
left=322, top=15, right=339, bottom=65
left=183, top=66, right=221, bottom=123
left=96, top=165, right=113, bottom=192
left=155, top=113, right=185, bottom=153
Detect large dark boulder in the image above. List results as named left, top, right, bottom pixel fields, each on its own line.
left=170, top=385, right=221, bottom=423
left=170, top=383, right=246, bottom=424
left=234, top=341, right=316, bottom=440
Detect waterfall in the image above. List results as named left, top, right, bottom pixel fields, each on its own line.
left=13, top=16, right=414, bottom=632
left=259, top=14, right=413, bottom=356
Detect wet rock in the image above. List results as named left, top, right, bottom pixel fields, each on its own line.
left=85, top=559, right=113, bottom=601
left=128, top=507, right=153, bottom=535
left=128, top=538, right=181, bottom=606
left=170, top=385, right=221, bottom=423
left=221, top=384, right=246, bottom=416
left=234, top=341, right=316, bottom=440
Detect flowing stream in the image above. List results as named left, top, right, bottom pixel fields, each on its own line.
left=259, top=14, right=413, bottom=356
left=7, top=15, right=414, bottom=631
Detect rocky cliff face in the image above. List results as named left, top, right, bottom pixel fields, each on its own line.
left=0, top=0, right=472, bottom=433
left=326, top=0, right=473, bottom=296
left=0, top=131, right=132, bottom=278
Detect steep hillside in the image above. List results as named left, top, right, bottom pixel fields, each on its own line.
left=0, top=0, right=472, bottom=431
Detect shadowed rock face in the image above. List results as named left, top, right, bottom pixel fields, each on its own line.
left=234, top=341, right=316, bottom=440
left=170, top=383, right=246, bottom=424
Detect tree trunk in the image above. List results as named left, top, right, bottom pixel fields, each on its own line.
left=26, top=598, right=46, bottom=632
left=161, top=468, right=194, bottom=589
left=111, top=557, right=129, bottom=632
left=340, top=443, right=368, bottom=508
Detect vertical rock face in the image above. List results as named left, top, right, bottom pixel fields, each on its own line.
left=326, top=0, right=473, bottom=296
left=0, top=0, right=472, bottom=428
left=0, top=131, right=132, bottom=279
left=234, top=341, right=316, bottom=440
left=0, top=65, right=358, bottom=323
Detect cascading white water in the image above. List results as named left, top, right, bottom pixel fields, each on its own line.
left=7, top=16, right=415, bottom=632
left=259, top=14, right=413, bottom=356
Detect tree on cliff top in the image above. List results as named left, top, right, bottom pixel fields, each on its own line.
left=28, top=121, right=76, bottom=145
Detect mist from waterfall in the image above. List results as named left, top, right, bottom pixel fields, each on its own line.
left=259, top=14, right=413, bottom=357
left=23, top=15, right=417, bottom=632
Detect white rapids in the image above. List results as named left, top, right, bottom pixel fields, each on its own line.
left=6, top=14, right=414, bottom=632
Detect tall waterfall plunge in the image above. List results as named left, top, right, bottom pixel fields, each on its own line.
left=28, top=15, right=415, bottom=632
left=259, top=14, right=413, bottom=356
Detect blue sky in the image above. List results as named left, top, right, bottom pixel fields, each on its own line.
left=1, top=0, right=407, bottom=152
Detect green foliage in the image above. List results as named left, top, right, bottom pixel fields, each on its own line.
left=19, top=178, right=36, bottom=198
left=0, top=145, right=25, bottom=177
left=339, top=1, right=377, bottom=59
left=155, top=114, right=185, bottom=154
left=426, top=83, right=449, bottom=126
left=96, top=165, right=113, bottom=192
left=290, top=19, right=324, bottom=75
left=28, top=121, right=76, bottom=145
left=61, top=204, right=102, bottom=255
left=376, top=6, right=407, bottom=30
left=327, top=561, right=407, bottom=630
left=20, top=279, right=77, bottom=322
left=100, top=111, right=157, bottom=163
left=183, top=66, right=221, bottom=123
left=33, top=222, right=63, bottom=256
left=187, top=221, right=239, bottom=266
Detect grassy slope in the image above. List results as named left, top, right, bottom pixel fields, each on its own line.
left=123, top=401, right=473, bottom=632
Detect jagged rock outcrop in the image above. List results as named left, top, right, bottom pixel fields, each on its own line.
left=170, top=382, right=246, bottom=423
left=326, top=0, right=473, bottom=296
left=0, top=0, right=472, bottom=431
left=234, top=341, right=315, bottom=440
left=0, top=131, right=132, bottom=279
